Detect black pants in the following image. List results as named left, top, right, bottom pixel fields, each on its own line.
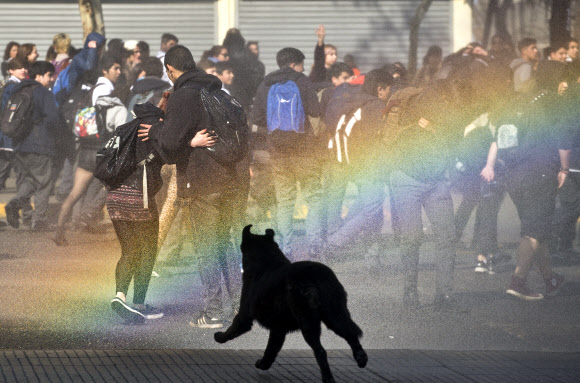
left=113, top=219, right=159, bottom=305
left=0, top=150, right=13, bottom=189
left=555, top=173, right=580, bottom=249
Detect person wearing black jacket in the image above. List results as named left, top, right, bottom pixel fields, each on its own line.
left=139, top=45, right=242, bottom=329
left=322, top=69, right=392, bottom=269
left=109, top=103, right=166, bottom=323
left=497, top=60, right=571, bottom=300
left=222, top=28, right=265, bottom=113
left=250, top=47, right=322, bottom=259
left=4, top=61, right=67, bottom=231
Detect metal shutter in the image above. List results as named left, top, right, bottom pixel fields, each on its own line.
left=238, top=0, right=452, bottom=74
left=0, top=1, right=216, bottom=62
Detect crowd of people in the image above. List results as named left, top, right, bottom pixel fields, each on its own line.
left=0, top=25, right=579, bottom=326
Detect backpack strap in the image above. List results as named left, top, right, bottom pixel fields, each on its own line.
left=136, top=152, right=156, bottom=209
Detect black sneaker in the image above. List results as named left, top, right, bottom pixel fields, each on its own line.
left=135, top=304, right=164, bottom=320
left=111, top=298, right=145, bottom=324
left=4, top=201, right=20, bottom=229
left=474, top=258, right=494, bottom=274
left=189, top=313, right=223, bottom=329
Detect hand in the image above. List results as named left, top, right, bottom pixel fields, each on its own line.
left=88, top=40, right=97, bottom=49
left=315, top=24, right=325, bottom=45
left=418, top=118, right=432, bottom=131
left=480, top=165, right=495, bottom=182
left=558, top=171, right=568, bottom=188
left=138, top=124, right=152, bottom=141
left=190, top=129, right=217, bottom=148
left=138, top=119, right=163, bottom=141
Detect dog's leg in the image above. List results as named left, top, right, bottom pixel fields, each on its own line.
left=214, top=311, right=253, bottom=344
left=299, top=317, right=335, bottom=383
left=324, top=316, right=368, bottom=368
left=255, top=329, right=286, bottom=370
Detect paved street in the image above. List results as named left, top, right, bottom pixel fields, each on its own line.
left=1, top=178, right=579, bottom=381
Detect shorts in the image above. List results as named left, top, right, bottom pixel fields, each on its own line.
left=76, top=147, right=98, bottom=173
left=506, top=167, right=558, bottom=242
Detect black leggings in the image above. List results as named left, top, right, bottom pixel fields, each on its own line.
left=113, top=219, right=159, bottom=304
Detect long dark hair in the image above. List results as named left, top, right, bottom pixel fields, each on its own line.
left=3, top=41, right=19, bottom=61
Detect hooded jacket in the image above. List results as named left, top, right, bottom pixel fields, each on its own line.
left=126, top=77, right=171, bottom=121
left=148, top=68, right=236, bottom=198
left=324, top=84, right=386, bottom=174
left=54, top=32, right=106, bottom=105
left=11, top=80, right=66, bottom=157
left=250, top=66, right=321, bottom=157
left=119, top=103, right=165, bottom=197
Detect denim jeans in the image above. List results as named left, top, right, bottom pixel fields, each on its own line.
left=271, top=155, right=324, bottom=256
left=326, top=176, right=385, bottom=250
left=11, top=152, right=54, bottom=224
left=182, top=189, right=241, bottom=318
left=389, top=170, right=456, bottom=297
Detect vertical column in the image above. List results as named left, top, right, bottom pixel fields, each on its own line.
left=452, top=0, right=473, bottom=52
left=217, top=0, right=238, bottom=44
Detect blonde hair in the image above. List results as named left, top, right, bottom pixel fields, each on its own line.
left=53, top=33, right=71, bottom=54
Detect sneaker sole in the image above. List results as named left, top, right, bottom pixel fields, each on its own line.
left=111, top=299, right=145, bottom=324
left=144, top=312, right=164, bottom=320
left=189, top=321, right=223, bottom=329
left=474, top=266, right=488, bottom=273
left=506, top=289, right=544, bottom=301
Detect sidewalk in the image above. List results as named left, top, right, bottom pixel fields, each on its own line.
left=1, top=349, right=579, bottom=382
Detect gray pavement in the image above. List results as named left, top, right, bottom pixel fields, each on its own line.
left=1, top=349, right=579, bottom=382
left=1, top=178, right=580, bottom=382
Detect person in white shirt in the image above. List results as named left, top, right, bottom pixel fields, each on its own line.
left=54, top=54, right=126, bottom=246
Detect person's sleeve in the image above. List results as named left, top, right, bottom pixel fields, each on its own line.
left=309, top=43, right=326, bottom=83
left=249, top=82, right=268, bottom=127
left=149, top=89, right=203, bottom=163
left=109, top=105, right=128, bottom=133
left=299, top=77, right=321, bottom=118
left=92, top=86, right=109, bottom=106
left=556, top=98, right=576, bottom=151
left=42, top=89, right=60, bottom=126
left=513, top=65, right=532, bottom=92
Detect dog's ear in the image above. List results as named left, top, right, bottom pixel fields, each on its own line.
left=265, top=229, right=275, bottom=239
left=243, top=225, right=253, bottom=240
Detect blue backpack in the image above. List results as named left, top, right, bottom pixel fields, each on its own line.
left=266, top=81, right=305, bottom=134
left=52, top=65, right=71, bottom=106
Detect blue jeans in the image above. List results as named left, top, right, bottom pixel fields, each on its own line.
left=271, top=155, right=324, bottom=257
left=326, top=176, right=385, bottom=250
left=182, top=189, right=241, bottom=318
left=389, top=171, right=456, bottom=297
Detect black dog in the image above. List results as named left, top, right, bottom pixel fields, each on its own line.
left=214, top=225, right=367, bottom=383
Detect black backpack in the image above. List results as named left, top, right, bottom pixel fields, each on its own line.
left=0, top=83, right=40, bottom=140
left=94, top=103, right=162, bottom=192
left=197, top=86, right=250, bottom=165
left=94, top=119, right=141, bottom=190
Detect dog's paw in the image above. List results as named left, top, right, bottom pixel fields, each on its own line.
left=214, top=332, right=227, bottom=343
left=255, top=358, right=272, bottom=370
left=322, top=376, right=336, bottom=383
left=354, top=349, right=368, bottom=368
